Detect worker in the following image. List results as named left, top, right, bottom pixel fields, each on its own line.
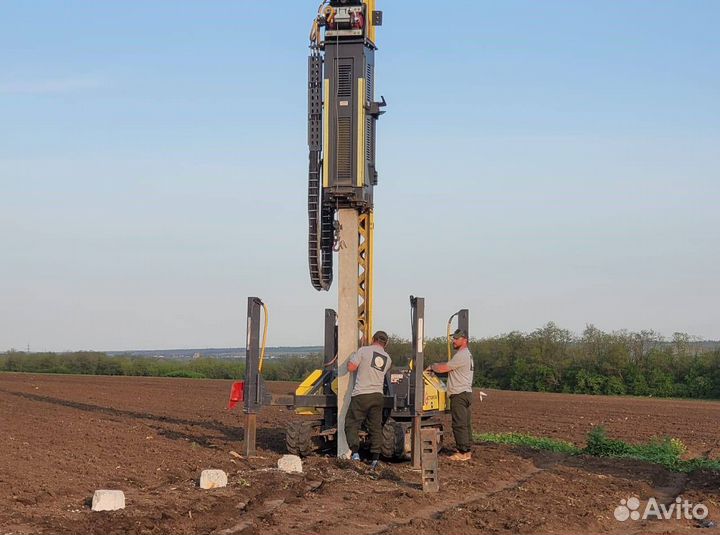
left=429, top=328, right=474, bottom=461
left=345, top=330, right=392, bottom=469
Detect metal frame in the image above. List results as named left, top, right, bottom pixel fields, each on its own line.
left=242, top=302, right=339, bottom=455
left=357, top=210, right=373, bottom=344
left=239, top=294, right=467, bottom=465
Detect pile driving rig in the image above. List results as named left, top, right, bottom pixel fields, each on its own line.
left=307, top=0, right=385, bottom=297
left=231, top=1, right=471, bottom=467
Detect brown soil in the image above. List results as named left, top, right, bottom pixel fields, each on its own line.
left=1, top=374, right=719, bottom=535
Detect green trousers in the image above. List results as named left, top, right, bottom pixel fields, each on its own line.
left=345, top=392, right=384, bottom=457
left=450, top=391, right=473, bottom=452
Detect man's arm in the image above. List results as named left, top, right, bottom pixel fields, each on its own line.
left=430, top=352, right=464, bottom=374
left=347, top=352, right=360, bottom=373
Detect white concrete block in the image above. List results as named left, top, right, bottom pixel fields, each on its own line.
left=91, top=490, right=125, bottom=512
left=200, top=469, right=228, bottom=489
left=277, top=454, right=303, bottom=473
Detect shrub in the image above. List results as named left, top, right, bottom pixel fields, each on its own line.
left=163, top=370, right=206, bottom=379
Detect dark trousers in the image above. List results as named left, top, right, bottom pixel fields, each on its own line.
left=345, top=392, right=384, bottom=458
left=450, top=391, right=473, bottom=452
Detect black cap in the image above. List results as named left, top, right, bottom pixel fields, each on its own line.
left=452, top=329, right=468, bottom=340
left=373, top=331, right=389, bottom=344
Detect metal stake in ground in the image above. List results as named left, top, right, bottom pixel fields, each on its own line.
left=421, top=427, right=440, bottom=493
left=411, top=296, right=425, bottom=469
left=243, top=297, right=263, bottom=457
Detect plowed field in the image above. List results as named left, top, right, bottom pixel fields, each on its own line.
left=2, top=374, right=719, bottom=534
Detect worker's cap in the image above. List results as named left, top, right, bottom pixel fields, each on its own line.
left=452, top=329, right=468, bottom=340
left=372, top=331, right=389, bottom=344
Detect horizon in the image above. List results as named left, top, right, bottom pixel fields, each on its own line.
left=6, top=325, right=720, bottom=355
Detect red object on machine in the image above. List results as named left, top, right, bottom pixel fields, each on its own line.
left=351, top=12, right=365, bottom=30
left=227, top=381, right=245, bottom=409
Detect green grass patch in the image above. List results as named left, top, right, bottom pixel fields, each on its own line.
left=679, top=457, right=720, bottom=472
left=475, top=426, right=720, bottom=473
left=585, top=426, right=683, bottom=468
left=475, top=432, right=581, bottom=455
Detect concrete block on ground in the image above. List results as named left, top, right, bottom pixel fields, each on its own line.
left=277, top=454, right=302, bottom=473
left=200, top=469, right=228, bottom=489
left=91, top=490, right=125, bottom=511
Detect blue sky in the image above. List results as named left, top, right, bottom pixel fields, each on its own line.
left=1, top=1, right=718, bottom=351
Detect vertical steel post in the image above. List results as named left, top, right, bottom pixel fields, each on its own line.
left=410, top=296, right=425, bottom=469
left=323, top=308, right=338, bottom=430
left=243, top=297, right=262, bottom=457
left=458, top=309, right=469, bottom=339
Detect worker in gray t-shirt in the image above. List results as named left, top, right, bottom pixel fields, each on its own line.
left=345, top=331, right=392, bottom=469
left=429, top=328, right=474, bottom=461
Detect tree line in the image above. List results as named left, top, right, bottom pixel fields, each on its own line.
left=416, top=323, right=719, bottom=399
left=2, top=323, right=719, bottom=399
left=0, top=351, right=322, bottom=382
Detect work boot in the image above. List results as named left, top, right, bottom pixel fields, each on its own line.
left=448, top=451, right=472, bottom=462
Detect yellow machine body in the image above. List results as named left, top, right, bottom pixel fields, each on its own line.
left=294, top=368, right=448, bottom=415
left=295, top=369, right=338, bottom=415
left=363, top=0, right=377, bottom=45
left=422, top=371, right=448, bottom=412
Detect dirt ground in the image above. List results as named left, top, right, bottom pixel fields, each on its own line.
left=1, top=374, right=720, bottom=535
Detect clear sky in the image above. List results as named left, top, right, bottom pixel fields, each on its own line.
left=1, top=1, right=718, bottom=352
